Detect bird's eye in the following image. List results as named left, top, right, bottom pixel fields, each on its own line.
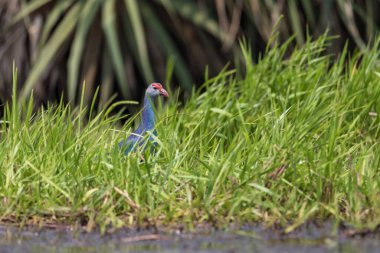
left=153, top=87, right=158, bottom=90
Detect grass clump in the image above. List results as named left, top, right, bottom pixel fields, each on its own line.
left=1, top=35, right=380, bottom=232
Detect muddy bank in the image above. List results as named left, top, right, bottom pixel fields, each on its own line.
left=0, top=223, right=379, bottom=253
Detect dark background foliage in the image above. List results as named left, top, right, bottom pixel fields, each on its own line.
left=0, top=0, right=379, bottom=106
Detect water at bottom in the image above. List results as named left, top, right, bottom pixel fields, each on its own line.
left=0, top=226, right=379, bottom=253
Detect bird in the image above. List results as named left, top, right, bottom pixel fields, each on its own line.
left=118, top=83, right=169, bottom=155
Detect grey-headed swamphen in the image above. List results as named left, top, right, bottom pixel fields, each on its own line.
left=118, top=83, right=169, bottom=155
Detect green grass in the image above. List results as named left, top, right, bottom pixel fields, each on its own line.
left=1, top=35, right=380, bottom=233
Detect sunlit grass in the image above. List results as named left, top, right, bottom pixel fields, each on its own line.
left=1, top=35, right=380, bottom=233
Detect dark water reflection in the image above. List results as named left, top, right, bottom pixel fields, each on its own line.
left=0, top=226, right=379, bottom=253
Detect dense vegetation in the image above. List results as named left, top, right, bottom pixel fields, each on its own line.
left=1, top=35, right=379, bottom=233
left=0, top=0, right=379, bottom=106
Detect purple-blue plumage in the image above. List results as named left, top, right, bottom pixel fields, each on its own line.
left=119, top=83, right=168, bottom=155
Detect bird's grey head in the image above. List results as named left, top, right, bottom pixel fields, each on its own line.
left=146, top=83, right=169, bottom=98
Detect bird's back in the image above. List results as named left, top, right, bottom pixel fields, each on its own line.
left=118, top=127, right=157, bottom=155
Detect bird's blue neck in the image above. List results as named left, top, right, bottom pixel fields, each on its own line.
left=140, top=95, right=156, bottom=132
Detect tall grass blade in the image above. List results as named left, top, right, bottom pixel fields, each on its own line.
left=39, top=0, right=74, bottom=45
left=288, top=0, right=304, bottom=44
left=68, top=0, right=101, bottom=102
left=102, top=0, right=129, bottom=98
left=20, top=2, right=81, bottom=102
left=11, top=0, right=51, bottom=25
left=124, top=0, right=154, bottom=83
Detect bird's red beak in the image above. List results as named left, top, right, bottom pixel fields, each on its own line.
left=159, top=88, right=169, bottom=97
